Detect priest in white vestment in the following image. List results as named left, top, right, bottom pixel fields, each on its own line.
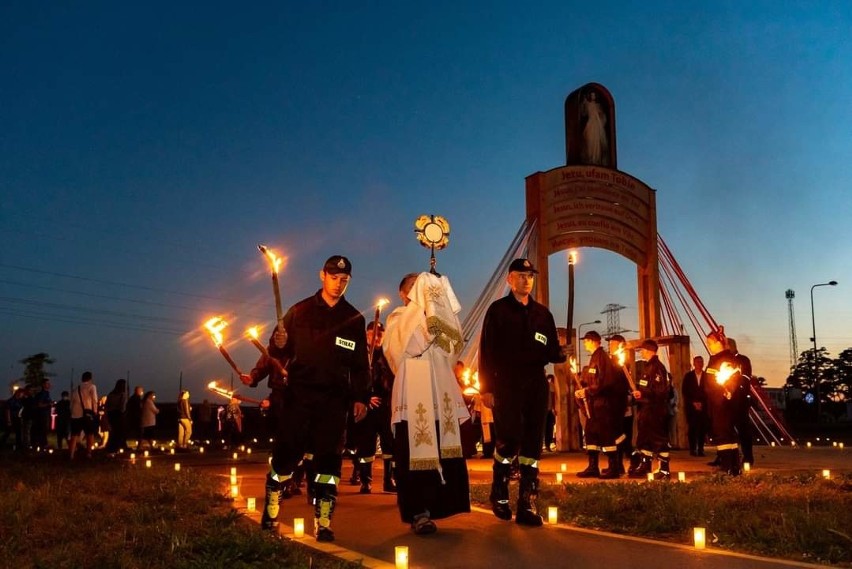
left=383, top=271, right=471, bottom=535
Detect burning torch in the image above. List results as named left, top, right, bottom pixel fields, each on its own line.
left=569, top=356, right=591, bottom=419
left=613, top=345, right=639, bottom=393
left=368, top=298, right=390, bottom=366
left=204, top=316, right=244, bottom=376
left=257, top=244, right=284, bottom=330
left=206, top=380, right=264, bottom=406
left=245, top=325, right=288, bottom=379
left=710, top=361, right=741, bottom=400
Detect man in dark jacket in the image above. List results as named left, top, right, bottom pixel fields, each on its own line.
left=256, top=255, right=370, bottom=542
left=629, top=340, right=672, bottom=479
left=480, top=258, right=566, bottom=527
left=681, top=355, right=708, bottom=456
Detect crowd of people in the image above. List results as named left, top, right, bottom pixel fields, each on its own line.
left=2, top=253, right=754, bottom=545
left=0, top=373, right=243, bottom=457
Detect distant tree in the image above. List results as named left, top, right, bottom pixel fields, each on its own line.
left=19, top=353, right=56, bottom=388
left=833, top=348, right=852, bottom=402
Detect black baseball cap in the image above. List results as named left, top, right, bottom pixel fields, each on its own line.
left=323, top=255, right=352, bottom=275
left=641, top=339, right=658, bottom=352
left=606, top=334, right=626, bottom=343
left=508, top=258, right=538, bottom=273
left=581, top=330, right=601, bottom=342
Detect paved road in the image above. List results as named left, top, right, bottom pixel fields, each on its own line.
left=191, top=447, right=846, bottom=568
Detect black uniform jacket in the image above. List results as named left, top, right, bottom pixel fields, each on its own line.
left=279, top=290, right=370, bottom=404
left=479, top=292, right=566, bottom=393
left=636, top=355, right=669, bottom=411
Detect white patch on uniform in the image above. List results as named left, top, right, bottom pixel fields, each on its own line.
left=639, top=379, right=648, bottom=387
left=534, top=332, right=547, bottom=345
left=335, top=337, right=355, bottom=350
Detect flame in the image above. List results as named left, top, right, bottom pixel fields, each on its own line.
left=376, top=297, right=390, bottom=310
left=568, top=250, right=578, bottom=265
left=462, top=369, right=480, bottom=395
left=246, top=326, right=261, bottom=341
left=204, top=316, right=228, bottom=348
left=259, top=245, right=283, bottom=274
left=569, top=356, right=578, bottom=374
left=613, top=345, right=627, bottom=367
left=207, top=380, right=234, bottom=399
left=714, top=362, right=741, bottom=386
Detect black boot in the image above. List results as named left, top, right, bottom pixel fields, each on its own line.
left=348, top=457, right=360, bottom=485
left=261, top=474, right=285, bottom=531
left=626, top=451, right=641, bottom=476
left=721, top=449, right=741, bottom=476
left=615, top=449, right=626, bottom=475
left=628, top=455, right=651, bottom=479
left=359, top=461, right=373, bottom=494
left=290, top=462, right=304, bottom=496
left=382, top=459, right=397, bottom=493
left=490, top=461, right=513, bottom=521
left=654, top=455, right=671, bottom=480
left=599, top=452, right=621, bottom=479
left=576, top=451, right=600, bottom=478
left=313, top=485, right=337, bottom=542
left=516, top=476, right=543, bottom=526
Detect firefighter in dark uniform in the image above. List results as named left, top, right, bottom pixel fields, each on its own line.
left=605, top=334, right=631, bottom=476
left=705, top=329, right=742, bottom=475
left=728, top=338, right=754, bottom=466
left=628, top=339, right=672, bottom=479
left=240, top=327, right=301, bottom=496
left=257, top=255, right=370, bottom=542
left=480, top=258, right=566, bottom=527
left=350, top=320, right=397, bottom=494
left=574, top=331, right=624, bottom=479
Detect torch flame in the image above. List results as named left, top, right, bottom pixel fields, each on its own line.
left=714, top=362, right=741, bottom=386
left=246, top=326, right=261, bottom=340
left=258, top=245, right=283, bottom=274
left=207, top=380, right=234, bottom=400
left=568, top=250, right=578, bottom=265
left=569, top=356, right=578, bottom=374
left=204, top=316, right=228, bottom=348
left=613, top=345, right=627, bottom=367
left=461, top=368, right=480, bottom=395
left=376, top=297, right=390, bottom=310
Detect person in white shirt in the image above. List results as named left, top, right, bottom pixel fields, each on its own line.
left=69, top=371, right=98, bottom=459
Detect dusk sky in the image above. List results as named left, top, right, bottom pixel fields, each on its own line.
left=3, top=2, right=851, bottom=399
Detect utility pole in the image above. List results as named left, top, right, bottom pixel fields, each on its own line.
left=785, top=289, right=798, bottom=369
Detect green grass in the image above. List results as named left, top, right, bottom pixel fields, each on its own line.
left=471, top=472, right=852, bottom=566
left=0, top=455, right=362, bottom=569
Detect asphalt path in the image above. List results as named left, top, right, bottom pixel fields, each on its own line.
left=184, top=447, right=848, bottom=569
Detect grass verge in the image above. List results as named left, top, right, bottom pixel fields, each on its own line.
left=471, top=472, right=852, bottom=566
left=0, top=455, right=361, bottom=569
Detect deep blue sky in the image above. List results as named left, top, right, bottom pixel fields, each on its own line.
left=2, top=2, right=850, bottom=397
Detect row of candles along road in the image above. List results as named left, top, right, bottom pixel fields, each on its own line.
left=551, top=462, right=836, bottom=481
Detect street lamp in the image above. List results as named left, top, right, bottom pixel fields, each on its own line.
left=810, top=280, right=838, bottom=421
left=577, top=320, right=602, bottom=368
left=566, top=250, right=578, bottom=357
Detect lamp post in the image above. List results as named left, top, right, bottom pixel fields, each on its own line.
left=810, top=280, right=837, bottom=422
left=577, top=320, right=602, bottom=368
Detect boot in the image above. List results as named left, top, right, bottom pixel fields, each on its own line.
left=576, top=451, right=600, bottom=478
left=261, top=474, right=285, bottom=531
left=382, top=459, right=397, bottom=493
left=359, top=461, right=373, bottom=494
left=489, top=461, right=513, bottom=521
left=615, top=449, right=626, bottom=475
left=626, top=451, right=642, bottom=476
left=628, top=455, right=651, bottom=479
left=721, top=449, right=741, bottom=476
left=348, top=457, right=360, bottom=485
left=516, top=475, right=543, bottom=526
left=599, top=452, right=621, bottom=479
left=654, top=455, right=671, bottom=480
left=313, top=485, right=336, bottom=542
left=290, top=462, right=304, bottom=496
